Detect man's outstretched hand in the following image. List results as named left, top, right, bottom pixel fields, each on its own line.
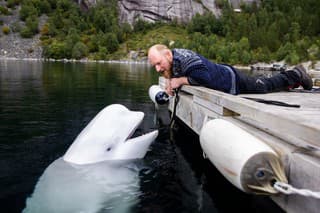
left=166, top=77, right=189, bottom=96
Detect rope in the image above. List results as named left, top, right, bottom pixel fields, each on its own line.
left=243, top=97, right=300, bottom=108
left=274, top=181, right=320, bottom=199
left=169, top=88, right=180, bottom=129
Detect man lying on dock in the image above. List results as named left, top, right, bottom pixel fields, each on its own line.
left=147, top=44, right=313, bottom=96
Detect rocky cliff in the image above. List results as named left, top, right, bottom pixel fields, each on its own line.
left=118, top=0, right=221, bottom=25
left=83, top=0, right=259, bottom=25
left=0, top=4, right=46, bottom=59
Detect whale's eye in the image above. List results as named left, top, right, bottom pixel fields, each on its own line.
left=106, top=147, right=112, bottom=152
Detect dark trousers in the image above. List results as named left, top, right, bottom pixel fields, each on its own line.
left=235, top=69, right=299, bottom=94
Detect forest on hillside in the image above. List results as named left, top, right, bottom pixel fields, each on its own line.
left=0, top=0, right=319, bottom=64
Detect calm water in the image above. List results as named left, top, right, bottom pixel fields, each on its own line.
left=0, top=60, right=283, bottom=213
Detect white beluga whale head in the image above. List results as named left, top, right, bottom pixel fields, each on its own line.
left=63, top=104, right=158, bottom=164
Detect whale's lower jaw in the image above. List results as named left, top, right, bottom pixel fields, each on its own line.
left=113, top=130, right=159, bottom=161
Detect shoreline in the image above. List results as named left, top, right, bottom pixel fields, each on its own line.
left=0, top=56, right=152, bottom=65
left=0, top=56, right=251, bottom=70
left=1, top=57, right=319, bottom=73
left=0, top=56, right=254, bottom=70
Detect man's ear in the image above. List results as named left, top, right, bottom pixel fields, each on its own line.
left=164, top=49, right=173, bottom=61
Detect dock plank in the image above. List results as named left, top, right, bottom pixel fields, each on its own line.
left=180, top=85, right=320, bottom=150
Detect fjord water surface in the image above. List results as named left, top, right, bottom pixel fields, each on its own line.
left=0, top=60, right=283, bottom=213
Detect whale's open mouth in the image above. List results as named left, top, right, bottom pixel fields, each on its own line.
left=125, top=116, right=143, bottom=142
left=125, top=115, right=157, bottom=143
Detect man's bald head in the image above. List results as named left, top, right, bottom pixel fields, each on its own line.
left=148, top=44, right=169, bottom=55
left=148, top=44, right=173, bottom=78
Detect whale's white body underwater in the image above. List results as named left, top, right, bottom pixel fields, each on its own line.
left=23, top=104, right=158, bottom=213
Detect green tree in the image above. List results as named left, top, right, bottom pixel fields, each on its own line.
left=66, top=28, right=81, bottom=48
left=93, top=46, right=108, bottom=60
left=104, top=33, right=119, bottom=53
left=285, top=50, right=300, bottom=64
left=133, top=18, right=151, bottom=33
left=56, top=0, right=73, bottom=12
left=20, top=16, right=39, bottom=38
left=72, top=42, right=88, bottom=59
left=45, top=40, right=67, bottom=59
left=276, top=42, right=293, bottom=61
left=19, top=2, right=38, bottom=21
left=307, top=43, right=320, bottom=61
left=6, top=0, right=22, bottom=9
left=26, top=16, right=39, bottom=34
left=289, top=22, right=301, bottom=42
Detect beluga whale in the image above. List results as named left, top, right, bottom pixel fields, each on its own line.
left=23, top=104, right=158, bottom=213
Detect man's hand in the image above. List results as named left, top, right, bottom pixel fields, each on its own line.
left=165, top=79, right=173, bottom=96
left=165, top=77, right=189, bottom=96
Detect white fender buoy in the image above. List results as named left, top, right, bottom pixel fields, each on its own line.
left=148, top=85, right=169, bottom=105
left=200, top=119, right=287, bottom=194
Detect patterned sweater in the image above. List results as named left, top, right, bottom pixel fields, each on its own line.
left=172, top=48, right=237, bottom=94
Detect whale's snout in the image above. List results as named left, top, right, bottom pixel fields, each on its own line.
left=63, top=104, right=158, bottom=165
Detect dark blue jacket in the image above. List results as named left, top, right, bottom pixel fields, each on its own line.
left=172, top=49, right=237, bottom=94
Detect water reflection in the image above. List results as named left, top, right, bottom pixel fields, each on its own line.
left=0, top=60, right=159, bottom=213
left=0, top=60, right=283, bottom=213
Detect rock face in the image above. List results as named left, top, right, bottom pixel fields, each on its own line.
left=0, top=5, right=46, bottom=59
left=81, top=0, right=260, bottom=25
left=77, top=0, right=97, bottom=10
left=118, top=0, right=221, bottom=25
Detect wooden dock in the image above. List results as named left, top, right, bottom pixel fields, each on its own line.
left=159, top=77, right=320, bottom=213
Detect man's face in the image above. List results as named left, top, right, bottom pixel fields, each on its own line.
left=148, top=49, right=172, bottom=78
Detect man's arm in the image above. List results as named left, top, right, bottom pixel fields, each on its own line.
left=166, top=77, right=189, bottom=95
